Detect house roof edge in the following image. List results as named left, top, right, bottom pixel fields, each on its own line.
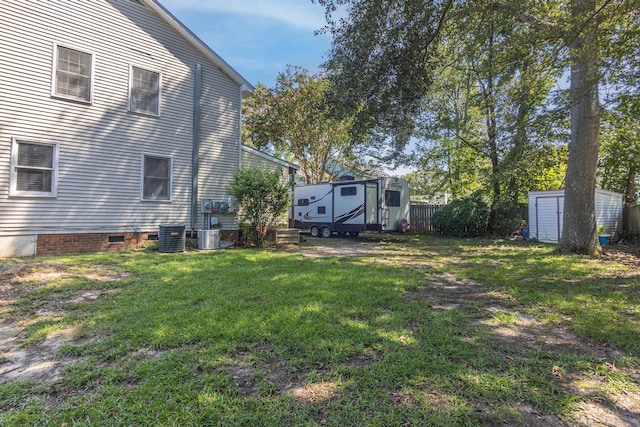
left=241, top=145, right=299, bottom=170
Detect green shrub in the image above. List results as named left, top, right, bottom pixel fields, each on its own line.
left=431, top=193, right=490, bottom=236
left=492, top=195, right=526, bottom=237
left=229, top=167, right=289, bottom=246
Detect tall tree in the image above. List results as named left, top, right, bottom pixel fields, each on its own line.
left=411, top=43, right=490, bottom=201
left=556, top=0, right=601, bottom=255
left=242, top=67, right=355, bottom=184
left=242, top=83, right=274, bottom=150
left=557, top=0, right=639, bottom=254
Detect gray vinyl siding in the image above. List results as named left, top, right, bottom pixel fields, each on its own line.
left=0, top=0, right=243, bottom=235
left=197, top=67, right=242, bottom=231
left=241, top=151, right=289, bottom=183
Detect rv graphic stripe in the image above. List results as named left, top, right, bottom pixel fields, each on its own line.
left=335, top=204, right=364, bottom=224
left=309, top=189, right=332, bottom=204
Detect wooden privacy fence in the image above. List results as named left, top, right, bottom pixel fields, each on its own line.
left=625, top=204, right=640, bottom=232
left=410, top=204, right=444, bottom=234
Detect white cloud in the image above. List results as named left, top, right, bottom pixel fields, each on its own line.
left=160, top=0, right=327, bottom=31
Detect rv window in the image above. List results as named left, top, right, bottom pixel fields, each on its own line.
left=385, top=190, right=401, bottom=207
left=298, top=199, right=309, bottom=206
left=318, top=206, right=326, bottom=214
left=341, top=186, right=357, bottom=196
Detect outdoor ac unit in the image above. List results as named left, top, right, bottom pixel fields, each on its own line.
left=198, top=229, right=220, bottom=250
left=158, top=224, right=186, bottom=253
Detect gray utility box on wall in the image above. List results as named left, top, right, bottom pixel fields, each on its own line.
left=158, top=224, right=186, bottom=253
left=198, top=229, right=220, bottom=250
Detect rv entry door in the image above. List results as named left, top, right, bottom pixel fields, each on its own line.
left=366, top=183, right=378, bottom=224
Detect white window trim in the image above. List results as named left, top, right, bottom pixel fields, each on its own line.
left=9, top=137, right=59, bottom=198
left=128, top=64, right=162, bottom=116
left=140, top=153, right=172, bottom=202
left=50, top=42, right=95, bottom=104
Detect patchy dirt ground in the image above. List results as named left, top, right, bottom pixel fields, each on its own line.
left=290, top=234, right=640, bottom=426
left=1, top=237, right=639, bottom=426
left=0, top=261, right=125, bottom=385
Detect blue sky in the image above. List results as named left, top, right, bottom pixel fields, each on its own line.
left=161, top=0, right=333, bottom=88
left=160, top=0, right=412, bottom=175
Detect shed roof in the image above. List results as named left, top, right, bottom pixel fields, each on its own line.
left=528, top=189, right=624, bottom=198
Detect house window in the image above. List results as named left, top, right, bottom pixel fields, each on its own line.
left=10, top=138, right=58, bottom=197
left=341, top=186, right=357, bottom=196
left=129, top=66, right=161, bottom=115
left=142, top=154, right=171, bottom=201
left=52, top=44, right=93, bottom=102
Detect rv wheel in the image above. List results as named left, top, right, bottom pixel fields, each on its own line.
left=397, top=218, right=409, bottom=233
left=310, top=226, right=320, bottom=238
left=321, top=226, right=332, bottom=238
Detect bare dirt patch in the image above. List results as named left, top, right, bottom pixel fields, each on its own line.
left=0, top=325, right=81, bottom=385
left=288, top=381, right=339, bottom=405
left=0, top=260, right=124, bottom=385
left=293, top=233, right=411, bottom=258
left=603, top=245, right=640, bottom=268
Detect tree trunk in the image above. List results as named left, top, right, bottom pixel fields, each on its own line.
left=625, top=168, right=637, bottom=204
left=483, top=25, right=500, bottom=235
left=557, top=0, right=601, bottom=255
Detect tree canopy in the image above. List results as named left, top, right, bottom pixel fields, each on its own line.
left=317, top=0, right=639, bottom=251
left=242, top=66, right=358, bottom=184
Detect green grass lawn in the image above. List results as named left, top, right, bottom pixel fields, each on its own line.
left=1, top=235, right=639, bottom=426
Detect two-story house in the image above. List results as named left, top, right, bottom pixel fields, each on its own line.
left=0, top=0, right=257, bottom=256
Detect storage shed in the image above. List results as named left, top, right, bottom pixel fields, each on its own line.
left=528, top=189, right=624, bottom=243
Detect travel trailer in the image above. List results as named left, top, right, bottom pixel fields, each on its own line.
left=293, top=177, right=410, bottom=237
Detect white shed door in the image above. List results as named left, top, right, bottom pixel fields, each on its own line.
left=536, top=196, right=564, bottom=243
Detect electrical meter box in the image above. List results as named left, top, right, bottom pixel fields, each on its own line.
left=201, top=199, right=213, bottom=214
left=226, top=196, right=238, bottom=213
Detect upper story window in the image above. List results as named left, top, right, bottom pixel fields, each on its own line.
left=10, top=138, right=58, bottom=197
left=52, top=44, right=94, bottom=103
left=129, top=66, right=161, bottom=116
left=142, top=154, right=172, bottom=201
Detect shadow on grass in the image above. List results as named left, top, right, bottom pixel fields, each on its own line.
left=1, top=241, right=639, bottom=426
